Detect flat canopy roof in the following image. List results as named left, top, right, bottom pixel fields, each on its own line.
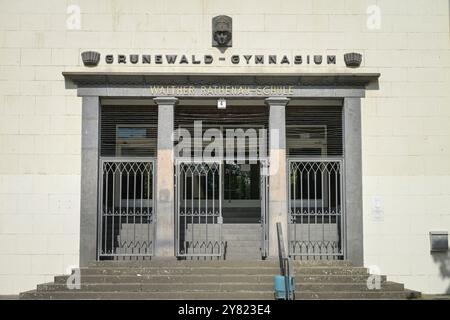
left=63, top=72, right=380, bottom=88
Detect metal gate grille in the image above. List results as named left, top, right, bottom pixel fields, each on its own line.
left=98, top=158, right=155, bottom=259
left=176, top=160, right=223, bottom=257
left=288, top=159, right=344, bottom=260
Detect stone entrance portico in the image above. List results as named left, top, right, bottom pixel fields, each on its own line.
left=64, top=72, right=379, bottom=267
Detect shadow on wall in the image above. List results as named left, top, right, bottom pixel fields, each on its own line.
left=432, top=252, right=450, bottom=294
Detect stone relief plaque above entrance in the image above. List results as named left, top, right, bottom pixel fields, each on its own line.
left=212, top=15, right=232, bottom=49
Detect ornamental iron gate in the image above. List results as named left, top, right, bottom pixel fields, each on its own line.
left=98, top=158, right=155, bottom=259
left=176, top=160, right=223, bottom=257
left=288, top=159, right=345, bottom=260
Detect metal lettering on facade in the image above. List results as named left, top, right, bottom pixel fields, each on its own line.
left=148, top=85, right=295, bottom=97
left=99, top=54, right=341, bottom=65
left=82, top=52, right=362, bottom=68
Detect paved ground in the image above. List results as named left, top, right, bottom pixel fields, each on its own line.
left=0, top=295, right=19, bottom=300
left=1, top=294, right=449, bottom=300
left=421, top=294, right=450, bottom=300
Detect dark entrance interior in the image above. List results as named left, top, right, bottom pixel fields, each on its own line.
left=223, top=162, right=261, bottom=224
left=174, top=103, right=268, bottom=227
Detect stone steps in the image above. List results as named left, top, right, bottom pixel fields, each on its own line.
left=223, top=234, right=261, bottom=241
left=54, top=274, right=384, bottom=284
left=89, top=259, right=353, bottom=267
left=296, top=291, right=409, bottom=300
left=184, top=233, right=261, bottom=241
left=37, top=282, right=402, bottom=293
left=223, top=240, right=261, bottom=247
left=19, top=260, right=420, bottom=300
left=20, top=290, right=412, bottom=300
left=76, top=266, right=369, bottom=276
left=223, top=252, right=262, bottom=260
left=185, top=223, right=262, bottom=259
left=20, top=291, right=275, bottom=300
left=37, top=283, right=275, bottom=292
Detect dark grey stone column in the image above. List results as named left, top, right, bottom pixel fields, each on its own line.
left=266, top=97, right=290, bottom=257
left=154, top=97, right=178, bottom=257
left=343, top=97, right=364, bottom=266
left=79, top=96, right=100, bottom=267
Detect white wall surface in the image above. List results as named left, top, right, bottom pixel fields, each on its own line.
left=0, top=0, right=449, bottom=294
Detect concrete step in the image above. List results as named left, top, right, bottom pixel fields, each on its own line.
left=78, top=267, right=280, bottom=276
left=55, top=273, right=381, bottom=285
left=294, top=267, right=368, bottom=275
left=222, top=224, right=261, bottom=229
left=223, top=234, right=261, bottom=239
left=20, top=290, right=275, bottom=300
left=20, top=258, right=418, bottom=300
left=55, top=274, right=276, bottom=284
left=37, top=282, right=275, bottom=292
left=187, top=228, right=260, bottom=233
left=224, top=253, right=262, bottom=258
left=89, top=259, right=352, bottom=267
left=296, top=281, right=404, bottom=292
left=77, top=266, right=368, bottom=276
left=224, top=247, right=261, bottom=253
left=186, top=224, right=260, bottom=232
left=38, top=281, right=402, bottom=293
left=184, top=234, right=260, bottom=240
left=296, top=274, right=385, bottom=282
left=223, top=243, right=261, bottom=258
left=225, top=246, right=260, bottom=250
left=222, top=230, right=261, bottom=235
left=295, top=291, right=409, bottom=300
left=224, top=239, right=261, bottom=244
left=225, top=245, right=260, bottom=250
left=20, top=289, right=410, bottom=300
left=224, top=254, right=263, bottom=260
left=212, top=229, right=260, bottom=236
left=91, top=260, right=279, bottom=267
left=291, top=260, right=352, bottom=266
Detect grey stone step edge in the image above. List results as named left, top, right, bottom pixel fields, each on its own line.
left=36, top=282, right=404, bottom=293
left=20, top=290, right=412, bottom=300
left=54, top=274, right=386, bottom=284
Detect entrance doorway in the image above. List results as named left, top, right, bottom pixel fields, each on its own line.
left=174, top=104, right=269, bottom=260
left=223, top=162, right=261, bottom=224
left=175, top=159, right=268, bottom=260
left=223, top=161, right=268, bottom=260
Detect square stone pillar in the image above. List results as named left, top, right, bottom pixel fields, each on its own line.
left=80, top=96, right=100, bottom=267
left=154, top=97, right=178, bottom=257
left=266, top=97, right=290, bottom=257
left=343, top=98, right=364, bottom=266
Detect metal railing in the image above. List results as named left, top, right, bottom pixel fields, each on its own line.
left=176, top=160, right=223, bottom=257
left=288, top=159, right=345, bottom=260
left=276, top=222, right=295, bottom=300
left=98, top=158, right=155, bottom=259
left=260, top=159, right=269, bottom=258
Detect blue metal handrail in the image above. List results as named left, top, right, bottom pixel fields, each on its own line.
left=276, top=222, right=295, bottom=300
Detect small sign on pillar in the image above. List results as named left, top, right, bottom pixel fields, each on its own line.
left=217, top=98, right=226, bottom=109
